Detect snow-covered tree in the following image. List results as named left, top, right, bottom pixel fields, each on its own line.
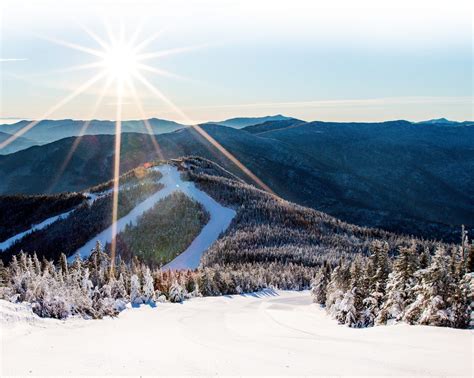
left=325, top=260, right=351, bottom=324
left=130, top=274, right=143, bottom=306
left=404, top=246, right=454, bottom=326
left=340, top=288, right=358, bottom=327
left=377, top=244, right=419, bottom=324
left=311, top=263, right=331, bottom=306
left=168, top=281, right=184, bottom=303
left=142, top=268, right=156, bottom=304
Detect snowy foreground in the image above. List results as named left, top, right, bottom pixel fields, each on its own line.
left=1, top=291, right=472, bottom=376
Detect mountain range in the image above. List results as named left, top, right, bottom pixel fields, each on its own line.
left=0, top=117, right=472, bottom=243
left=0, top=115, right=296, bottom=154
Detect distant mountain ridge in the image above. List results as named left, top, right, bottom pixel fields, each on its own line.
left=0, top=118, right=186, bottom=154
left=205, top=114, right=295, bottom=128
left=0, top=115, right=298, bottom=154
left=417, top=118, right=474, bottom=126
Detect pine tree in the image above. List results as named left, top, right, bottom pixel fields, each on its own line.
left=311, top=263, right=331, bottom=306
left=111, top=273, right=128, bottom=300
left=465, top=243, right=474, bottom=273
left=142, top=268, right=156, bottom=304
left=130, top=274, right=143, bottom=306
left=449, top=273, right=471, bottom=328
left=60, top=253, right=69, bottom=278
left=369, top=240, right=390, bottom=295
left=361, top=241, right=391, bottom=326
left=419, top=247, right=431, bottom=269
left=168, top=281, right=184, bottom=303
left=405, top=246, right=454, bottom=327
left=377, top=244, right=419, bottom=324
left=325, top=260, right=351, bottom=324
left=340, top=288, right=358, bottom=327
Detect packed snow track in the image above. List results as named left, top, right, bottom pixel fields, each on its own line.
left=1, top=291, right=471, bottom=376
left=71, top=164, right=236, bottom=269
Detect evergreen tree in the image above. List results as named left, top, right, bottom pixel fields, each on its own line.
left=142, top=268, right=156, bottom=304
left=377, top=244, right=419, bottom=324
left=465, top=243, right=474, bottom=273
left=339, top=288, right=358, bottom=327
left=311, top=263, right=331, bottom=306
left=168, top=281, right=184, bottom=303
left=419, top=247, right=431, bottom=269
left=405, top=246, right=453, bottom=327
left=60, top=253, right=69, bottom=278
left=325, top=260, right=351, bottom=324
left=130, top=274, right=143, bottom=306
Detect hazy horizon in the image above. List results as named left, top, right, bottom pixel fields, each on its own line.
left=1, top=0, right=472, bottom=123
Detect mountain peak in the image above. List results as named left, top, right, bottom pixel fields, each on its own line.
left=214, top=115, right=293, bottom=129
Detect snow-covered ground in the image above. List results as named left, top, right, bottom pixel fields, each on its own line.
left=71, top=165, right=236, bottom=268
left=0, top=290, right=471, bottom=376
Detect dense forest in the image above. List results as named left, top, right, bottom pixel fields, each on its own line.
left=105, top=192, right=209, bottom=267
left=1, top=181, right=164, bottom=261
left=0, top=192, right=86, bottom=241
left=311, top=240, right=473, bottom=328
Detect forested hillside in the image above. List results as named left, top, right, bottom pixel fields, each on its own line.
left=0, top=157, right=471, bottom=330
left=1, top=121, right=472, bottom=243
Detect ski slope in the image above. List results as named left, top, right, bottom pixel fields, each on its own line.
left=0, top=187, right=121, bottom=252
left=1, top=290, right=471, bottom=376
left=0, top=210, right=74, bottom=252
left=71, top=165, right=236, bottom=268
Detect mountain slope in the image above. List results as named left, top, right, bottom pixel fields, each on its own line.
left=0, top=121, right=472, bottom=242
left=0, top=118, right=185, bottom=153
left=0, top=131, right=37, bottom=154
left=0, top=157, right=441, bottom=267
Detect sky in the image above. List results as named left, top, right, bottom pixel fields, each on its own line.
left=0, top=0, right=472, bottom=123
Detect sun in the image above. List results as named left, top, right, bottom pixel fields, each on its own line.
left=101, top=43, right=139, bottom=81
left=0, top=22, right=273, bottom=270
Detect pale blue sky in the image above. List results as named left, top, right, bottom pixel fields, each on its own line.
left=1, top=0, right=472, bottom=123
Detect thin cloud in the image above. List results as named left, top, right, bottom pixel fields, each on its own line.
left=0, top=58, right=28, bottom=62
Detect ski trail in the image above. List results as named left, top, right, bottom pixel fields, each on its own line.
left=161, top=165, right=236, bottom=270
left=0, top=210, right=75, bottom=252
left=71, top=165, right=236, bottom=268
left=0, top=187, right=124, bottom=252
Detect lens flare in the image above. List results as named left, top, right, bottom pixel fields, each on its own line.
left=1, top=22, right=275, bottom=271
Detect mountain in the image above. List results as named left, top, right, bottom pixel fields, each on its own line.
left=242, top=118, right=307, bottom=134
left=0, top=115, right=297, bottom=154
left=2, top=157, right=469, bottom=337
left=0, top=156, right=439, bottom=266
left=0, top=131, right=37, bottom=155
left=0, top=118, right=186, bottom=154
left=0, top=121, right=472, bottom=243
left=211, top=114, right=294, bottom=128
left=417, top=118, right=474, bottom=126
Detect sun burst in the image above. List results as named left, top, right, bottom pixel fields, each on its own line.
left=0, top=22, right=273, bottom=273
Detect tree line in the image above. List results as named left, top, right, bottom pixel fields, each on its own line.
left=311, top=240, right=473, bottom=328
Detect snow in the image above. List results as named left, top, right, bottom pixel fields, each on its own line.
left=161, top=166, right=236, bottom=270
left=1, top=290, right=471, bottom=376
left=84, top=188, right=113, bottom=205
left=0, top=210, right=74, bottom=252
left=0, top=182, right=152, bottom=253
left=0, top=188, right=115, bottom=252
left=70, top=165, right=236, bottom=268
